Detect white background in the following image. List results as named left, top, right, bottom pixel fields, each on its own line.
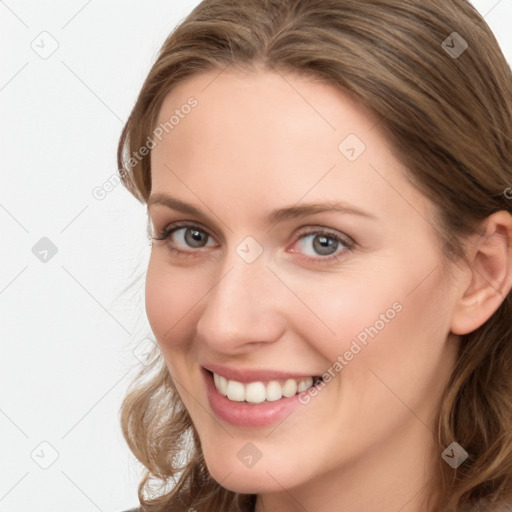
left=1, top=1, right=511, bottom=511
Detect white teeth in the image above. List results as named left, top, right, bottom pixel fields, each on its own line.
left=245, top=382, right=267, bottom=403
left=297, top=377, right=313, bottom=392
left=213, top=372, right=316, bottom=403
left=218, top=374, right=228, bottom=396
left=282, top=378, right=298, bottom=397
left=226, top=380, right=245, bottom=401
left=266, top=381, right=282, bottom=401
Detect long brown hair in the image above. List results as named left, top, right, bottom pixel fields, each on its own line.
left=117, top=1, right=512, bottom=510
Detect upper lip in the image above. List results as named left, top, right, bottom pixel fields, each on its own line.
left=202, top=363, right=318, bottom=383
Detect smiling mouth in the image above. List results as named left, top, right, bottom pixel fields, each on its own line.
left=209, top=370, right=323, bottom=404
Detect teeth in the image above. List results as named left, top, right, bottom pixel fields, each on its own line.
left=226, top=380, right=245, bottom=401
left=297, top=377, right=313, bottom=392
left=215, top=374, right=227, bottom=396
left=266, top=381, right=282, bottom=401
left=213, top=372, right=316, bottom=404
left=246, top=382, right=267, bottom=403
left=282, top=378, right=298, bottom=397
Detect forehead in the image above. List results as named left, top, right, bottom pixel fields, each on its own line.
left=153, top=68, right=379, bottom=161
left=150, top=69, right=431, bottom=228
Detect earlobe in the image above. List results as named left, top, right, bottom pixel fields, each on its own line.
left=450, top=211, right=512, bottom=336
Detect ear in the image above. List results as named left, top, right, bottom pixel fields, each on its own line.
left=450, top=210, right=512, bottom=335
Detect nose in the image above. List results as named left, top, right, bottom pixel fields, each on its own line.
left=195, top=248, right=287, bottom=354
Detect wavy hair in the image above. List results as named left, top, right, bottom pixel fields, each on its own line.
left=117, top=0, right=512, bottom=510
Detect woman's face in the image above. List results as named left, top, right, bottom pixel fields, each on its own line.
left=146, top=69, right=461, bottom=507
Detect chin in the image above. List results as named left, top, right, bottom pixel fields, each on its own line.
left=208, top=467, right=287, bottom=494
left=203, top=448, right=306, bottom=494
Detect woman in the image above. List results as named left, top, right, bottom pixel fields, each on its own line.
left=117, top=0, right=512, bottom=510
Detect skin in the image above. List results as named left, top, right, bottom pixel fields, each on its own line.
left=145, top=68, right=512, bottom=512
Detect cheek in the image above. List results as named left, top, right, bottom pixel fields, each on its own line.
left=293, top=261, right=449, bottom=374
left=284, top=271, right=404, bottom=363
left=144, top=254, right=204, bottom=349
left=329, top=267, right=453, bottom=419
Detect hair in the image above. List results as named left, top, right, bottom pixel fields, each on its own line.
left=117, top=0, right=512, bottom=510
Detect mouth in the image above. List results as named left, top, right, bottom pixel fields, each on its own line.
left=210, top=370, right=323, bottom=404
left=201, top=364, right=326, bottom=427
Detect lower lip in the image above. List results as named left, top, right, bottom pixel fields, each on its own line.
left=202, top=368, right=305, bottom=428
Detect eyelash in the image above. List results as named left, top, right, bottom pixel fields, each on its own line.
left=151, top=221, right=355, bottom=264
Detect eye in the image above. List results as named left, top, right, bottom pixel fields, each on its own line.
left=152, top=222, right=354, bottom=264
left=290, top=228, right=354, bottom=262
left=152, top=222, right=217, bottom=255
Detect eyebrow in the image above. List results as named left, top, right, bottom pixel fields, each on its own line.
left=147, top=193, right=377, bottom=225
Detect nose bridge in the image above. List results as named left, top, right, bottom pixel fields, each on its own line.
left=195, top=246, right=284, bottom=349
